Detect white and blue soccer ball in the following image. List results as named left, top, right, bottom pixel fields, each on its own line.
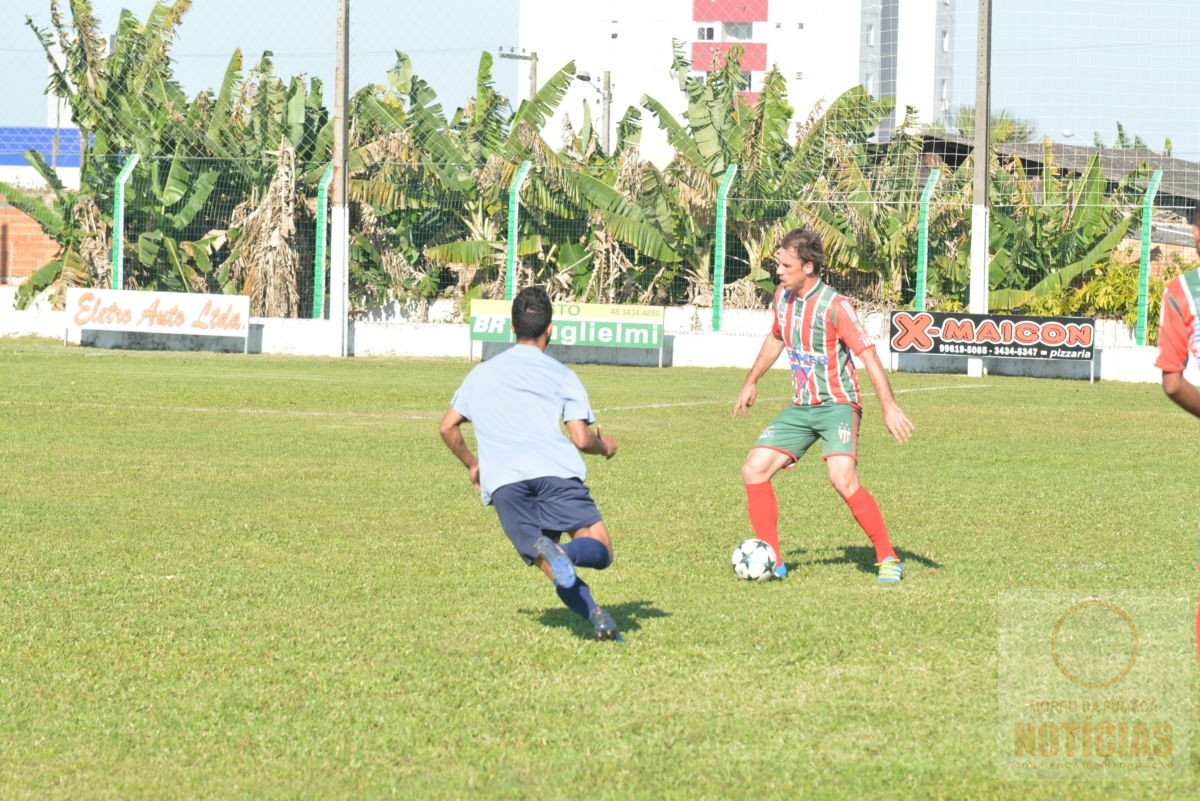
left=731, top=538, right=777, bottom=582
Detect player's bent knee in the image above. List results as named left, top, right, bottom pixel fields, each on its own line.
left=741, top=462, right=775, bottom=484
left=830, top=478, right=859, bottom=498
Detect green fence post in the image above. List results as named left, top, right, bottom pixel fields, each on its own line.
left=110, top=154, right=139, bottom=290
left=505, top=161, right=533, bottom=301
left=712, top=164, right=738, bottom=332
left=313, top=163, right=335, bottom=319
left=1135, top=169, right=1163, bottom=346
left=915, top=168, right=940, bottom=312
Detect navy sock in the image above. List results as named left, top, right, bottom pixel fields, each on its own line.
left=556, top=578, right=597, bottom=621
left=565, top=537, right=612, bottom=570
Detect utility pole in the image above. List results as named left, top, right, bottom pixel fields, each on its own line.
left=330, top=0, right=350, bottom=357
left=578, top=70, right=612, bottom=152
left=601, top=70, right=611, bottom=153
left=498, top=49, right=538, bottom=101
left=967, top=0, right=992, bottom=378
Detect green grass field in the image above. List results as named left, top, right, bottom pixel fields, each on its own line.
left=1, top=337, right=1197, bottom=800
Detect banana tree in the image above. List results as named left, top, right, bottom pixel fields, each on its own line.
left=533, top=137, right=684, bottom=300
left=988, top=145, right=1138, bottom=311
left=125, top=149, right=222, bottom=293
left=25, top=0, right=228, bottom=294
left=182, top=51, right=332, bottom=312
left=639, top=41, right=758, bottom=301
left=189, top=49, right=333, bottom=186
left=29, top=0, right=194, bottom=197
left=0, top=150, right=108, bottom=308
left=347, top=50, right=671, bottom=305
left=778, top=88, right=902, bottom=294
left=347, top=51, right=528, bottom=299
left=24, top=2, right=331, bottom=310
left=815, top=105, right=932, bottom=301
left=724, top=66, right=798, bottom=295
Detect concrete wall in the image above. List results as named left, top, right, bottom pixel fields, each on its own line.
left=1, top=286, right=1190, bottom=385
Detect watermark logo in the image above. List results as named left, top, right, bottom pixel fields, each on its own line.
left=998, top=591, right=1191, bottom=781
left=1051, top=599, right=1138, bottom=688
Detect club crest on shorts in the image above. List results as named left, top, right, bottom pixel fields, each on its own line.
left=838, top=422, right=851, bottom=443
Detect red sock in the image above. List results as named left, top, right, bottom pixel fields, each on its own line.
left=744, top=481, right=781, bottom=563
left=845, top=486, right=896, bottom=563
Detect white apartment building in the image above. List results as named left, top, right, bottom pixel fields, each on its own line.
left=512, top=0, right=956, bottom=164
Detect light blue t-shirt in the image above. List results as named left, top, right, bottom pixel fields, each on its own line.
left=450, top=344, right=595, bottom=504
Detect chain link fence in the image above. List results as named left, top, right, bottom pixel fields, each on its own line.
left=0, top=0, right=1196, bottom=330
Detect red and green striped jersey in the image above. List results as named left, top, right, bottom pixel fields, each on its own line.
left=770, top=281, right=876, bottom=408
left=1155, top=268, right=1200, bottom=374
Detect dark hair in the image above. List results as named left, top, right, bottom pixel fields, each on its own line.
left=1193, top=199, right=1200, bottom=227
left=511, top=286, right=553, bottom=340
left=778, top=228, right=825, bottom=272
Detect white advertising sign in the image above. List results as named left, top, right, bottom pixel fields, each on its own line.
left=66, top=288, right=250, bottom=338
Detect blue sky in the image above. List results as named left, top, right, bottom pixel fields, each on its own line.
left=1, top=1, right=1195, bottom=159
left=956, top=0, right=1195, bottom=158
left=0, top=0, right=517, bottom=126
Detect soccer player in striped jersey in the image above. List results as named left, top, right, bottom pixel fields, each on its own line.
left=733, top=228, right=914, bottom=583
left=1153, top=199, right=1200, bottom=663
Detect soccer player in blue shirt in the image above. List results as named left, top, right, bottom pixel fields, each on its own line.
left=439, top=286, right=623, bottom=641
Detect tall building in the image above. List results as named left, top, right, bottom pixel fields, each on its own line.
left=516, top=0, right=956, bottom=162
left=857, top=0, right=957, bottom=139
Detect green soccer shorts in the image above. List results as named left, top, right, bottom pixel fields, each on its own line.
left=752, top=403, right=861, bottom=463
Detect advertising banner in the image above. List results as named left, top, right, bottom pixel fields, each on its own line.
left=66, top=288, right=250, bottom=338
left=889, top=311, right=1095, bottom=361
left=469, top=299, right=664, bottom=350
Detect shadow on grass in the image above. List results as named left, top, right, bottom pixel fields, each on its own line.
left=790, top=545, right=943, bottom=576
left=522, top=599, right=669, bottom=641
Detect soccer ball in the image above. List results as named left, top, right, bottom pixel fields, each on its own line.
left=731, top=538, right=777, bottom=582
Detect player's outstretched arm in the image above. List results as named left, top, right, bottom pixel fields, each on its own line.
left=859, top=347, right=913, bottom=443
left=734, top=335, right=785, bottom=418
left=1162, top=372, right=1200, bottom=420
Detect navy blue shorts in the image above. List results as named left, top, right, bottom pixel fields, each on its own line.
left=491, top=476, right=604, bottom=565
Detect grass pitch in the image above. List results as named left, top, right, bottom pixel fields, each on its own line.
left=0, top=337, right=1196, bottom=800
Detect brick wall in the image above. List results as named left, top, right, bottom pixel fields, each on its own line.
left=0, top=204, right=60, bottom=285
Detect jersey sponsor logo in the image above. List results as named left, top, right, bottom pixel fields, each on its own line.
left=787, top=350, right=828, bottom=388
